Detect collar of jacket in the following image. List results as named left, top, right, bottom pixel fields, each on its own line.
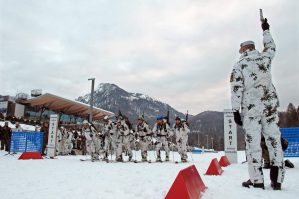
left=240, top=49, right=259, bottom=59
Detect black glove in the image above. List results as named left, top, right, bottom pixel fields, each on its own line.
left=281, top=137, right=288, bottom=151
left=262, top=18, right=270, bottom=31
left=233, top=111, right=243, bottom=126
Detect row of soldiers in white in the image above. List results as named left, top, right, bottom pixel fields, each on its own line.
left=56, top=127, right=74, bottom=155
left=81, top=115, right=190, bottom=162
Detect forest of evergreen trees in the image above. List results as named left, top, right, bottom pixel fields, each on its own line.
left=279, top=103, right=299, bottom=127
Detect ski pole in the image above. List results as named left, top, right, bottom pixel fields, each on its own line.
left=109, top=138, right=112, bottom=161
left=188, top=144, right=194, bottom=162
left=148, top=142, right=151, bottom=162
left=172, top=143, right=175, bottom=162
left=134, top=140, right=137, bottom=161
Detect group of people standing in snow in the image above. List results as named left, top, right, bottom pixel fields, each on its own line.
left=55, top=126, right=76, bottom=155
left=80, top=114, right=190, bottom=163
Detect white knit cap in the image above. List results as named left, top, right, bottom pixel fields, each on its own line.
left=83, top=120, right=89, bottom=124
left=240, top=40, right=255, bottom=47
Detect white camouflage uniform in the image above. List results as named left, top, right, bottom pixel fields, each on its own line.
left=82, top=125, right=99, bottom=160
left=173, top=121, right=189, bottom=161
left=65, top=130, right=73, bottom=155
left=103, top=120, right=116, bottom=159
left=230, top=30, right=285, bottom=184
left=56, top=128, right=65, bottom=155
left=115, top=120, right=132, bottom=161
left=136, top=121, right=151, bottom=161
left=152, top=120, right=173, bottom=161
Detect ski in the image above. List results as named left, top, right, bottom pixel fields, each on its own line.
left=133, top=160, right=150, bottom=163
left=80, top=159, right=89, bottom=161
left=42, top=156, right=56, bottom=159
left=80, top=159, right=101, bottom=162
left=149, top=160, right=163, bottom=163
left=106, top=160, right=118, bottom=163
left=175, top=161, right=188, bottom=164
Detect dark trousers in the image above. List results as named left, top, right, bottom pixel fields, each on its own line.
left=1, top=138, right=11, bottom=152
left=42, top=135, right=48, bottom=155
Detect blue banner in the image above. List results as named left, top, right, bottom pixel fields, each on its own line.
left=281, top=128, right=299, bottom=157
left=10, top=132, right=44, bottom=153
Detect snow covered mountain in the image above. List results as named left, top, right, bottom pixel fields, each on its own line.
left=76, top=83, right=185, bottom=125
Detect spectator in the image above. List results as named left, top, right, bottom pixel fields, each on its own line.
left=1, top=121, right=12, bottom=152
left=14, top=122, right=23, bottom=132
left=40, top=122, right=49, bottom=155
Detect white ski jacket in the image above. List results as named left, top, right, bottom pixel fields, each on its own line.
left=230, top=30, right=279, bottom=117
left=173, top=123, right=190, bottom=143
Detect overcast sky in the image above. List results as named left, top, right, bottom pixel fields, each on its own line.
left=0, top=0, right=298, bottom=115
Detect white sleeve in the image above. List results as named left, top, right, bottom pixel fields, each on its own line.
left=230, top=65, right=244, bottom=112
left=262, top=30, right=276, bottom=60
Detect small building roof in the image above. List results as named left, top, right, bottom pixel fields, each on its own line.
left=21, top=93, right=113, bottom=120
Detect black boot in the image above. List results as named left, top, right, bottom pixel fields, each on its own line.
left=271, top=182, right=281, bottom=190
left=116, top=156, right=123, bottom=162
left=285, top=159, right=294, bottom=168
left=165, top=155, right=169, bottom=162
left=242, top=179, right=265, bottom=189
left=270, top=166, right=282, bottom=190
left=128, top=156, right=133, bottom=161
left=141, top=156, right=147, bottom=162
left=156, top=156, right=162, bottom=162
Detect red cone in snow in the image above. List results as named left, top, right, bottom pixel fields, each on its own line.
left=205, top=158, right=223, bottom=175
left=219, top=156, right=231, bottom=167
left=18, top=152, right=43, bottom=160
left=165, top=165, right=207, bottom=199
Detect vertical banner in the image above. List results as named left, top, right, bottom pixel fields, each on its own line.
left=47, top=114, right=59, bottom=158
left=223, top=109, right=238, bottom=163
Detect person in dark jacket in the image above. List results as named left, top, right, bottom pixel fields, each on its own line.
left=40, top=122, right=49, bottom=155
left=0, top=125, right=4, bottom=150
left=1, top=121, right=12, bottom=152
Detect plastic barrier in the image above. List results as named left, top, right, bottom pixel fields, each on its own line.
left=281, top=128, right=299, bottom=157
left=165, top=165, right=207, bottom=199
left=205, top=158, right=223, bottom=175
left=219, top=156, right=231, bottom=167
left=10, top=132, right=44, bottom=153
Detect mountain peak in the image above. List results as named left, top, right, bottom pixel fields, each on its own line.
left=77, top=83, right=185, bottom=125
left=97, top=83, right=120, bottom=92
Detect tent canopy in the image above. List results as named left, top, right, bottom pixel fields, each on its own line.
left=21, top=93, right=114, bottom=120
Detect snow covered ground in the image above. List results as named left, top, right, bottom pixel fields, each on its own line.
left=0, top=150, right=298, bottom=199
